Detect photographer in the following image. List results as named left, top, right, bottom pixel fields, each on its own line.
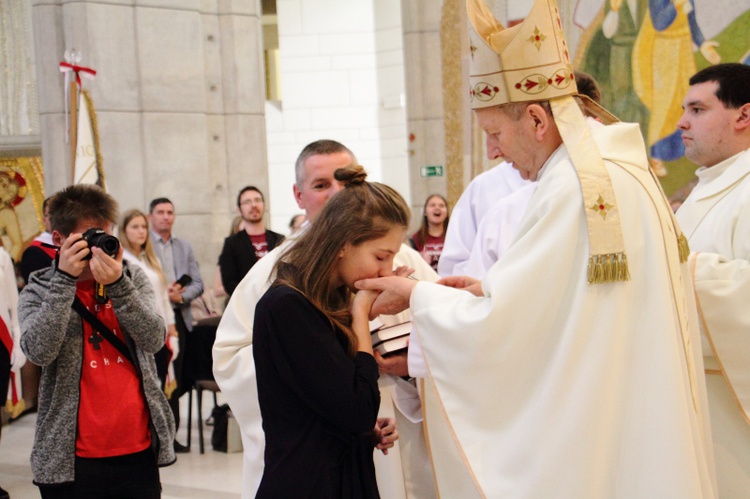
left=19, top=184, right=175, bottom=498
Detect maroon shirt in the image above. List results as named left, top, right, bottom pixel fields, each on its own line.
left=411, top=233, right=445, bottom=272
left=250, top=233, right=269, bottom=260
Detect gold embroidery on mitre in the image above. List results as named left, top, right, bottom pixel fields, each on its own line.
left=527, top=26, right=546, bottom=50
left=467, top=0, right=580, bottom=109
left=589, top=195, right=613, bottom=220
left=471, top=82, right=500, bottom=102
left=514, top=69, right=575, bottom=96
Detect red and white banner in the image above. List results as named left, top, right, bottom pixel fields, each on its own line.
left=73, top=90, right=105, bottom=189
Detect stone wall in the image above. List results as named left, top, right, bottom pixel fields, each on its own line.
left=30, top=0, right=269, bottom=283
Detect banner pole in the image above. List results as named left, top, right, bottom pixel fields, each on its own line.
left=69, top=80, right=78, bottom=182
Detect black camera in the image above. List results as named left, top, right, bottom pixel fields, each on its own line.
left=81, top=228, right=120, bottom=259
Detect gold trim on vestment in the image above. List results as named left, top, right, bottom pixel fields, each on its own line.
left=617, top=157, right=699, bottom=413
left=417, top=320, right=486, bottom=498
left=644, top=164, right=691, bottom=263
left=419, top=378, right=443, bottom=499
left=551, top=97, right=630, bottom=284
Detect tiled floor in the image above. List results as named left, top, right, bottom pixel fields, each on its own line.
left=0, top=394, right=243, bottom=498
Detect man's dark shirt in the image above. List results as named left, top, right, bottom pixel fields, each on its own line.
left=219, top=229, right=284, bottom=296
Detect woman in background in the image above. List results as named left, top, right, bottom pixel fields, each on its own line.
left=119, top=209, right=179, bottom=398
left=254, top=165, right=404, bottom=498
left=410, top=193, right=449, bottom=272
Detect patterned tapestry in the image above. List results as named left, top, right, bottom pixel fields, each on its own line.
left=0, top=157, right=45, bottom=262
left=573, top=0, right=750, bottom=195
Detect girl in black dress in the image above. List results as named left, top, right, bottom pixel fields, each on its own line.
left=253, top=164, right=410, bottom=498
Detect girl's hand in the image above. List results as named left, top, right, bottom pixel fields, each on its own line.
left=351, top=289, right=379, bottom=320
left=373, top=417, right=399, bottom=455
left=351, top=289, right=379, bottom=354
left=355, top=276, right=416, bottom=319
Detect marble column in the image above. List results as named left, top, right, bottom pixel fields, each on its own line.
left=401, top=0, right=448, bottom=218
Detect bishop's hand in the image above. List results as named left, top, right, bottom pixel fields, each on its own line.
left=437, top=275, right=483, bottom=296
left=355, top=276, right=415, bottom=319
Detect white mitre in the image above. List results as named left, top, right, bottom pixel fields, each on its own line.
left=467, top=0, right=661, bottom=283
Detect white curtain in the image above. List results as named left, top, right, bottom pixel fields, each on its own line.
left=0, top=0, right=39, bottom=137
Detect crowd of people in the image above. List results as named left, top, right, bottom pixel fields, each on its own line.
left=2, top=0, right=750, bottom=496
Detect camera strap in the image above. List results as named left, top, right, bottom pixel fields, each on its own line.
left=71, top=296, right=134, bottom=365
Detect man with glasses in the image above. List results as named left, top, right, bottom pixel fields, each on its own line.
left=219, top=186, right=283, bottom=297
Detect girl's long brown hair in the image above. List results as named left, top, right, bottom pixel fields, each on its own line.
left=274, top=164, right=410, bottom=357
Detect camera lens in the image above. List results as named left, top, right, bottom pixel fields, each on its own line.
left=82, top=228, right=120, bottom=258
left=99, top=236, right=119, bottom=256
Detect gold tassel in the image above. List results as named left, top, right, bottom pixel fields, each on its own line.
left=588, top=256, right=602, bottom=284
left=677, top=233, right=690, bottom=263
left=588, top=255, right=604, bottom=284
left=4, top=397, right=26, bottom=419
left=619, top=252, right=630, bottom=281
left=595, top=256, right=604, bottom=283
left=588, top=253, right=630, bottom=284
left=604, top=255, right=612, bottom=282
left=596, top=256, right=605, bottom=283
left=164, top=379, right=177, bottom=400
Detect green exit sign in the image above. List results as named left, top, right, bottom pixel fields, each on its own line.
left=420, top=165, right=443, bottom=177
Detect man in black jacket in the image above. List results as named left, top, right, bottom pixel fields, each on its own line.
left=219, top=186, right=284, bottom=296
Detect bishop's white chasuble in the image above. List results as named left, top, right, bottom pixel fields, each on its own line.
left=411, top=123, right=717, bottom=498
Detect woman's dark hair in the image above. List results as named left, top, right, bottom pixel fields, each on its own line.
left=413, top=194, right=449, bottom=249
